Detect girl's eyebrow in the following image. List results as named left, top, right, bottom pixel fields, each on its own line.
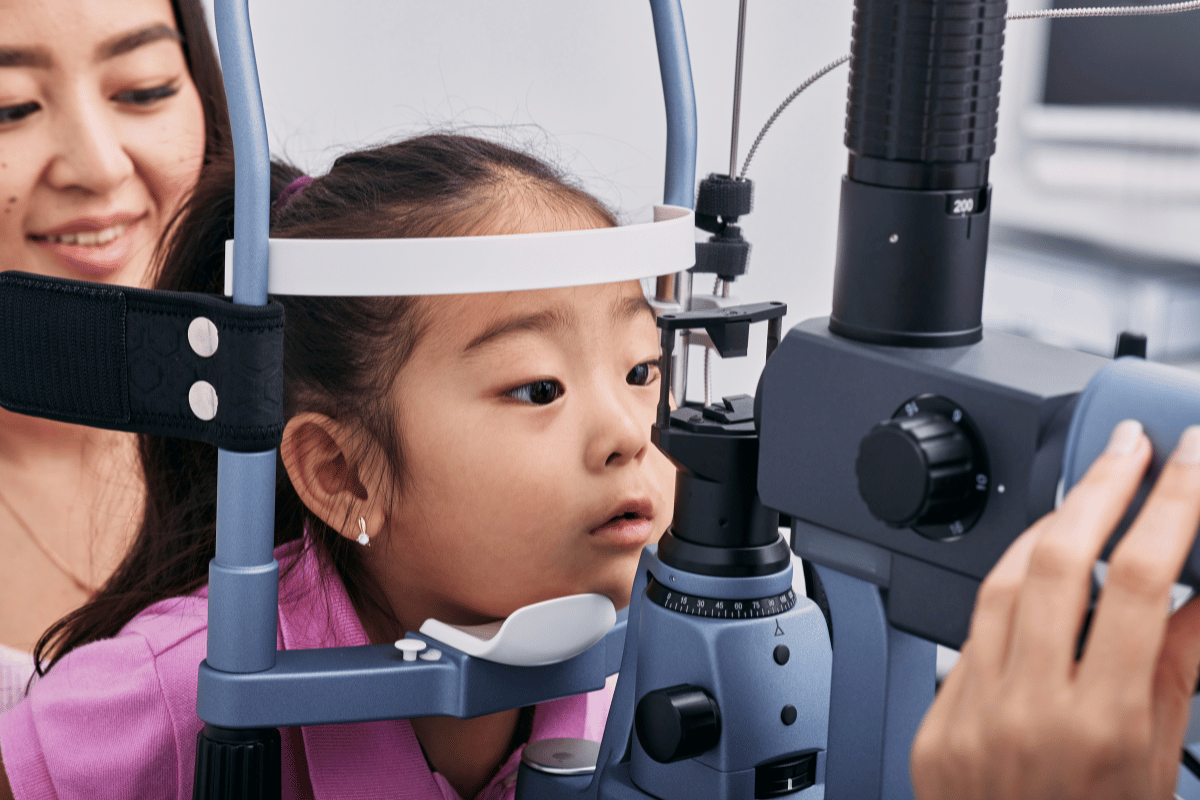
left=0, top=24, right=180, bottom=69
left=615, top=294, right=655, bottom=322
left=462, top=307, right=575, bottom=354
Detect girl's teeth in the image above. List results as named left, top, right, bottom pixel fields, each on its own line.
left=46, top=224, right=128, bottom=246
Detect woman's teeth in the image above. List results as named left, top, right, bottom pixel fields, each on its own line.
left=41, top=224, right=129, bottom=246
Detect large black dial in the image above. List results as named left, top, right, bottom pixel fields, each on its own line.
left=855, top=395, right=990, bottom=540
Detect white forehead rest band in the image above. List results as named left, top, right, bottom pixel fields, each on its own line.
left=224, top=205, right=694, bottom=297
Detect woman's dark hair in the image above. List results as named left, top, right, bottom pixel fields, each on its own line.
left=34, top=134, right=616, bottom=673
left=171, top=0, right=230, bottom=162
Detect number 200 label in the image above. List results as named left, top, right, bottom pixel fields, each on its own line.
left=952, top=198, right=974, bottom=215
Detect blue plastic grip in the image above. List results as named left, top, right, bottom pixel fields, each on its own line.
left=648, top=0, right=698, bottom=211
left=1062, top=357, right=1200, bottom=586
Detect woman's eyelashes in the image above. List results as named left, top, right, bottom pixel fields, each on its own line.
left=0, top=101, right=39, bottom=125
left=627, top=360, right=660, bottom=387
left=114, top=82, right=180, bottom=107
left=506, top=379, right=564, bottom=406
left=0, top=81, right=179, bottom=126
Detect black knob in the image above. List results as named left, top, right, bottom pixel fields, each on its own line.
left=856, top=412, right=979, bottom=528
left=635, top=684, right=721, bottom=763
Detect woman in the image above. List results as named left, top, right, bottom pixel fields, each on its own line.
left=0, top=0, right=227, bottom=711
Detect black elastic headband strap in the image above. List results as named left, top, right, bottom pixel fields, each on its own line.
left=0, top=271, right=283, bottom=452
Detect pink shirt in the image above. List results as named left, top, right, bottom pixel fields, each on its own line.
left=0, top=539, right=614, bottom=799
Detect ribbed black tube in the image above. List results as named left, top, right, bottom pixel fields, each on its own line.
left=845, top=0, right=1007, bottom=191
left=831, top=0, right=1005, bottom=347
left=193, top=725, right=281, bottom=800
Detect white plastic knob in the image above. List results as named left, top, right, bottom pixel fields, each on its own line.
left=394, top=638, right=427, bottom=662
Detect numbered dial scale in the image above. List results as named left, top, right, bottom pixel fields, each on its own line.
left=855, top=394, right=991, bottom=541
left=647, top=577, right=797, bottom=619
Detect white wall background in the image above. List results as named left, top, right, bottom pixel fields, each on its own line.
left=202, top=0, right=858, bottom=396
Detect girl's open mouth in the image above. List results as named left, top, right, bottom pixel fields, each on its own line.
left=591, top=502, right=655, bottom=547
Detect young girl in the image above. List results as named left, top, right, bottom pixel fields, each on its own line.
left=0, top=133, right=676, bottom=799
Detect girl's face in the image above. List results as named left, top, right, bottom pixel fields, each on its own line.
left=0, top=0, right=205, bottom=287
left=378, top=280, right=676, bottom=629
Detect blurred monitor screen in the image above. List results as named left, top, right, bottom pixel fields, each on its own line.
left=1042, top=0, right=1200, bottom=109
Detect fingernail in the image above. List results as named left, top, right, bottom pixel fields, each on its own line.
left=1173, top=425, right=1200, bottom=466
left=1105, top=419, right=1143, bottom=456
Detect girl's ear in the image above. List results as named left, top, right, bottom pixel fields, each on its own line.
left=280, top=413, right=388, bottom=545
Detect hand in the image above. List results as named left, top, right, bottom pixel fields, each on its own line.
left=911, top=420, right=1200, bottom=800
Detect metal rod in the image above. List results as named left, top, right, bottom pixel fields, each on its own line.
left=210, top=0, right=280, bottom=677
left=767, top=316, right=782, bottom=359
left=728, top=0, right=749, bottom=180
left=658, top=327, right=675, bottom=429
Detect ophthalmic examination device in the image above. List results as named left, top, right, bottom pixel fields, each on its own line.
left=3, top=0, right=1200, bottom=798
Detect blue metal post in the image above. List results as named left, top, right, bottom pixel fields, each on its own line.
left=210, top=0, right=278, bottom=675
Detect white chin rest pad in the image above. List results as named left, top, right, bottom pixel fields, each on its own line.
left=418, top=593, right=617, bottom=667
left=225, top=205, right=694, bottom=297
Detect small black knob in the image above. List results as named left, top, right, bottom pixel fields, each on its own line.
left=635, top=684, right=722, bottom=763
left=856, top=412, right=978, bottom=528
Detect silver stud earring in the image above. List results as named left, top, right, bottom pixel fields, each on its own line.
left=356, top=517, right=370, bottom=547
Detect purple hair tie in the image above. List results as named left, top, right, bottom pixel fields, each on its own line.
left=275, top=175, right=314, bottom=210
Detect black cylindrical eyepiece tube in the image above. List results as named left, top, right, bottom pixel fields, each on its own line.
left=844, top=0, right=1007, bottom=191
left=831, top=0, right=1006, bottom=347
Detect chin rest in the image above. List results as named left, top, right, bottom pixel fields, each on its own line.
left=419, top=593, right=618, bottom=667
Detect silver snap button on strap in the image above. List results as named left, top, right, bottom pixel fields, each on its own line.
left=189, top=381, right=218, bottom=421
left=188, top=317, right=219, bottom=358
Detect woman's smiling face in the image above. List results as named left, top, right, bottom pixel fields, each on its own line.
left=0, top=0, right=206, bottom=287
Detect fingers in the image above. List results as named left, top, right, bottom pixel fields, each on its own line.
left=1083, top=426, right=1200, bottom=695
left=1157, top=597, right=1200, bottom=707
left=1152, top=597, right=1200, bottom=775
left=1007, top=419, right=1151, bottom=681
left=963, top=516, right=1048, bottom=675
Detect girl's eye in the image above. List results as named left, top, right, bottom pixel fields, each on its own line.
left=114, top=83, right=180, bottom=106
left=627, top=360, right=659, bottom=387
left=507, top=379, right=564, bottom=406
left=0, top=102, right=40, bottom=124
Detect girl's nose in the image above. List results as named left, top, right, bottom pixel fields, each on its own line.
left=45, top=98, right=135, bottom=195
left=587, top=387, right=652, bottom=471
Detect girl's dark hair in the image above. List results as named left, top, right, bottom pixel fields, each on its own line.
left=171, top=0, right=230, bottom=163
left=34, top=134, right=616, bottom=673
